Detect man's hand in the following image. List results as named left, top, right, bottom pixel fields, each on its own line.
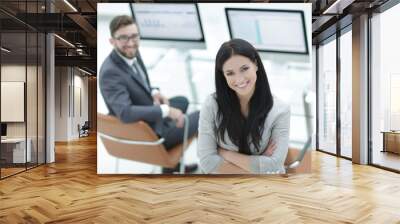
left=153, top=93, right=169, bottom=105
left=263, top=139, right=277, bottom=156
left=168, top=107, right=184, bottom=128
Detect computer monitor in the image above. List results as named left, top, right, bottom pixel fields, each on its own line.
left=225, top=8, right=309, bottom=54
left=1, top=123, right=7, bottom=137
left=130, top=3, right=206, bottom=49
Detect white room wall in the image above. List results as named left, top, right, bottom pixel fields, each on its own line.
left=55, top=66, right=68, bottom=141
left=55, top=67, right=89, bottom=141
left=72, top=73, right=89, bottom=138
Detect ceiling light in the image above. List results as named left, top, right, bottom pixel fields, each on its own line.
left=78, top=67, right=93, bottom=76
left=1, top=47, right=11, bottom=53
left=63, top=0, right=78, bottom=12
left=54, top=34, right=75, bottom=48
left=323, top=0, right=354, bottom=15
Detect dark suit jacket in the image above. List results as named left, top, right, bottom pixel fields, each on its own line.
left=99, top=50, right=164, bottom=135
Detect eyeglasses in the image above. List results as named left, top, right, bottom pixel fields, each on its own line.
left=114, top=34, right=139, bottom=43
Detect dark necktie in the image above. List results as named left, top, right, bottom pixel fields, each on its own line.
left=132, top=61, right=150, bottom=92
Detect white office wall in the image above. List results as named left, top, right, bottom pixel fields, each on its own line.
left=55, top=67, right=68, bottom=141
left=75, top=74, right=89, bottom=122
left=72, top=73, right=89, bottom=138
left=54, top=67, right=89, bottom=141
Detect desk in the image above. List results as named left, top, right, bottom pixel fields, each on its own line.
left=1, top=138, right=31, bottom=163
left=381, top=131, right=400, bottom=154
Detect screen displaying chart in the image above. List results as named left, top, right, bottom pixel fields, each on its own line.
left=226, top=8, right=308, bottom=54
left=131, top=4, right=204, bottom=41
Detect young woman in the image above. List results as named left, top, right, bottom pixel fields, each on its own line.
left=197, top=39, right=291, bottom=174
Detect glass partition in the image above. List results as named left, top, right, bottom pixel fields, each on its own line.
left=38, top=32, right=45, bottom=165
left=27, top=30, right=38, bottom=169
left=1, top=30, right=28, bottom=177
left=339, top=28, right=352, bottom=158
left=0, top=0, right=46, bottom=179
left=317, top=36, right=337, bottom=155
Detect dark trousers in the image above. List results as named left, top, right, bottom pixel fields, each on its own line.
left=161, top=96, right=199, bottom=150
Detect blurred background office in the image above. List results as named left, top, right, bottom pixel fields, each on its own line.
left=97, top=3, right=312, bottom=174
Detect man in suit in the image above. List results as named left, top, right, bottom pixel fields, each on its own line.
left=99, top=15, right=199, bottom=173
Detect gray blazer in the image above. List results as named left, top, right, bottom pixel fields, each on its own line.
left=197, top=94, right=291, bottom=174
left=99, top=50, right=164, bottom=135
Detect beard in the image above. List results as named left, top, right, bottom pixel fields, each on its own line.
left=116, top=47, right=137, bottom=59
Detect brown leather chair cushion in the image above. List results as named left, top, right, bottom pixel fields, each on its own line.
left=285, top=147, right=311, bottom=173
left=98, top=113, right=193, bottom=168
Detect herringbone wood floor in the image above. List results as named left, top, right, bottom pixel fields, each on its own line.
left=1, top=134, right=400, bottom=223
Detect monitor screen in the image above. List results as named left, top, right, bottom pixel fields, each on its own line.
left=1, top=123, right=6, bottom=137
left=130, top=3, right=204, bottom=42
left=226, top=8, right=308, bottom=54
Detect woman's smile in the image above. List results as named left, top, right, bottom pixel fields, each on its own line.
left=235, top=80, right=250, bottom=89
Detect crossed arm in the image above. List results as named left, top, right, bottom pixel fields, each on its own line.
left=214, top=141, right=276, bottom=174
left=197, top=96, right=290, bottom=174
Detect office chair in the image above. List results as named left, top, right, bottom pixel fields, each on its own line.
left=97, top=113, right=193, bottom=174
left=82, top=121, right=90, bottom=131
left=284, top=137, right=312, bottom=174
left=78, top=121, right=90, bottom=138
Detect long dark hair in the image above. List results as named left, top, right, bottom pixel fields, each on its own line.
left=215, top=38, right=273, bottom=155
